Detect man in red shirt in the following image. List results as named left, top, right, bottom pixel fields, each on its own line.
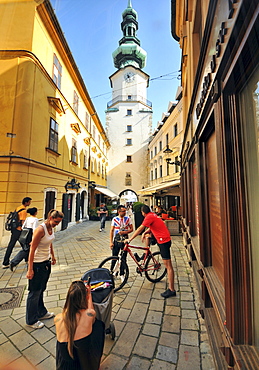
left=125, top=205, right=176, bottom=298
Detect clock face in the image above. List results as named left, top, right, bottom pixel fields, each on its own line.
left=124, top=72, right=135, bottom=82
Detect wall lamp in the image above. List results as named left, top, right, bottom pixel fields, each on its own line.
left=165, top=158, right=181, bottom=166
left=163, top=145, right=181, bottom=166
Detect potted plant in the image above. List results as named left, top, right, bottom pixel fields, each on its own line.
left=133, top=202, right=145, bottom=230
left=89, top=207, right=98, bottom=221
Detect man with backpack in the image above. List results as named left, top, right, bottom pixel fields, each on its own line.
left=2, top=197, right=32, bottom=268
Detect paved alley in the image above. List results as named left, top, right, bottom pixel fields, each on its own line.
left=0, top=221, right=216, bottom=369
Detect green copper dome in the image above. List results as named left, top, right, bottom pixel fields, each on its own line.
left=112, top=0, right=147, bottom=70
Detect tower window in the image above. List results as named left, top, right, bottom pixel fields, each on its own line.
left=125, top=172, right=131, bottom=186
left=126, top=138, right=132, bottom=146
left=127, top=95, right=132, bottom=100
left=127, top=125, right=132, bottom=132
left=126, top=156, right=132, bottom=162
left=127, top=109, right=132, bottom=116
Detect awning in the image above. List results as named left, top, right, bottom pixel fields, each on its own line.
left=137, top=179, right=180, bottom=195
left=95, top=186, right=119, bottom=199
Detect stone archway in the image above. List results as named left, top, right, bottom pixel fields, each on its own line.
left=119, top=189, right=138, bottom=204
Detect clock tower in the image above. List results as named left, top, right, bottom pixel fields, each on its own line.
left=106, top=0, right=152, bottom=203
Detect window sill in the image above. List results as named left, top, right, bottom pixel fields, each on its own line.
left=70, top=161, right=78, bottom=166
left=83, top=167, right=88, bottom=170
left=45, top=147, right=61, bottom=156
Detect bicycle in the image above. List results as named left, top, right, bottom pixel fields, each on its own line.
left=98, top=240, right=167, bottom=292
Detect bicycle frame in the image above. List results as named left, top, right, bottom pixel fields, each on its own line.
left=122, top=243, right=156, bottom=273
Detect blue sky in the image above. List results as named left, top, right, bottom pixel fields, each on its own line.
left=50, top=0, right=181, bottom=129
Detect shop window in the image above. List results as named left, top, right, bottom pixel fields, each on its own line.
left=239, top=65, right=259, bottom=348
left=53, top=54, right=62, bottom=89
left=49, top=118, right=59, bottom=152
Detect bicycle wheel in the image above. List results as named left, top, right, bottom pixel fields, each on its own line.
left=98, top=256, right=129, bottom=292
left=144, top=251, right=167, bottom=283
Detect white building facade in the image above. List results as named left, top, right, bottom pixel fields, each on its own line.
left=106, top=0, right=152, bottom=202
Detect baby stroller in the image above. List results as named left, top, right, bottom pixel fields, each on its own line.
left=81, top=268, right=115, bottom=340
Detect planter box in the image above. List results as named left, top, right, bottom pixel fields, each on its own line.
left=164, top=220, right=181, bottom=235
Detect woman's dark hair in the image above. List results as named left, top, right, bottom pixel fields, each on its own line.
left=141, top=205, right=151, bottom=214
left=27, top=207, right=38, bottom=216
left=63, top=281, right=88, bottom=358
left=47, top=209, right=64, bottom=219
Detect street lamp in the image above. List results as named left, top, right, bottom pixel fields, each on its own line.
left=163, top=145, right=181, bottom=167
left=165, top=158, right=181, bottom=166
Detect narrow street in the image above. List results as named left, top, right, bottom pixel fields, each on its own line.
left=0, top=221, right=215, bottom=369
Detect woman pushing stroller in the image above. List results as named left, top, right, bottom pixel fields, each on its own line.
left=55, top=280, right=105, bottom=370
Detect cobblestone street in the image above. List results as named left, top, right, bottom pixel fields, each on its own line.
left=0, top=221, right=216, bottom=369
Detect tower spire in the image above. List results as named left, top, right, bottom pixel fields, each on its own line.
left=112, top=1, right=147, bottom=70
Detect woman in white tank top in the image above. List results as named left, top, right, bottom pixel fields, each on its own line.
left=26, top=209, right=64, bottom=329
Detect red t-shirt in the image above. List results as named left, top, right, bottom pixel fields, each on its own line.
left=142, top=212, right=171, bottom=244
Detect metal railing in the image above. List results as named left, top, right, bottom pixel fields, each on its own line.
left=107, top=95, right=152, bottom=108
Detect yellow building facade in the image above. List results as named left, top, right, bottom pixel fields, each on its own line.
left=138, top=88, right=183, bottom=210
left=0, top=0, right=109, bottom=244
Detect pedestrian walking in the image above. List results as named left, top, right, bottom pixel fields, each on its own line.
left=97, top=203, right=108, bottom=232
left=26, top=209, right=64, bottom=329
left=10, top=207, right=39, bottom=271
left=110, top=205, right=133, bottom=277
left=55, top=280, right=105, bottom=370
left=2, top=197, right=32, bottom=268
left=125, top=205, right=176, bottom=298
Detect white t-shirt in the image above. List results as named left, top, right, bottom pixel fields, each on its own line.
left=22, top=216, right=39, bottom=232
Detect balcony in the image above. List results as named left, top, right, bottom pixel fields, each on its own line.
left=107, top=95, right=152, bottom=109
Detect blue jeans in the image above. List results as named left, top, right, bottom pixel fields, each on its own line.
left=26, top=260, right=51, bottom=325
left=11, top=248, right=29, bottom=266
left=3, top=228, right=21, bottom=266
left=100, top=215, right=106, bottom=229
